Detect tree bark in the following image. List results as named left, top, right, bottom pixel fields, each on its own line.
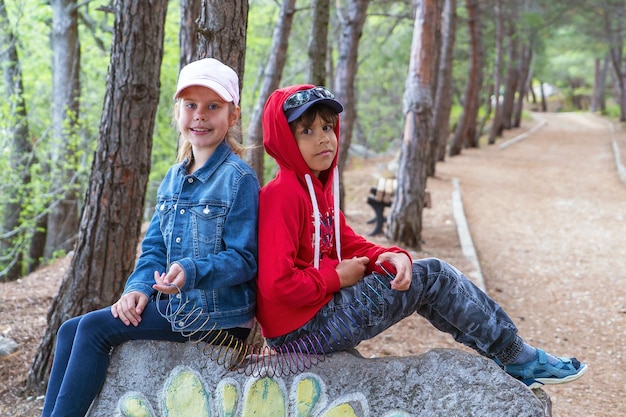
left=425, top=0, right=443, bottom=177
left=528, top=78, right=537, bottom=104
left=179, top=0, right=202, bottom=67
left=334, top=0, right=369, bottom=209
left=43, top=0, right=81, bottom=262
left=196, top=0, right=248, bottom=82
left=387, top=0, right=437, bottom=249
left=592, top=53, right=609, bottom=113
left=308, top=0, right=330, bottom=85
left=0, top=0, right=32, bottom=281
left=27, top=0, right=168, bottom=394
left=539, top=79, right=547, bottom=112
left=488, top=0, right=503, bottom=145
left=431, top=0, right=456, bottom=169
left=513, top=40, right=533, bottom=127
left=448, top=0, right=482, bottom=155
left=604, top=7, right=626, bottom=121
left=245, top=0, right=297, bottom=184
left=499, top=6, right=519, bottom=131
left=430, top=0, right=444, bottom=99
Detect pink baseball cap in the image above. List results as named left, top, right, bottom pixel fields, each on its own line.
left=173, top=58, right=240, bottom=106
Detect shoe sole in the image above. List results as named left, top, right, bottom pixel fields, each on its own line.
left=525, top=363, right=588, bottom=389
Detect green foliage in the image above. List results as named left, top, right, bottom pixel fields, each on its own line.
left=603, top=103, right=622, bottom=119
left=4, top=1, right=53, bottom=135
left=0, top=0, right=112, bottom=278
left=354, top=2, right=413, bottom=152
left=1, top=0, right=624, bottom=278
left=545, top=27, right=596, bottom=91
left=77, top=2, right=115, bottom=146
left=240, top=0, right=280, bottom=128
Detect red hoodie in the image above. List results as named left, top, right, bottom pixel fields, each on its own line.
left=256, top=84, right=410, bottom=338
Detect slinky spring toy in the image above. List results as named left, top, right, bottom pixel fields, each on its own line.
left=156, top=265, right=395, bottom=378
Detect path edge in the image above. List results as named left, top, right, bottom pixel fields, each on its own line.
left=451, top=178, right=486, bottom=292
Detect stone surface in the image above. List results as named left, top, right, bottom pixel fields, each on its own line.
left=0, top=335, right=17, bottom=357
left=86, top=341, right=550, bottom=417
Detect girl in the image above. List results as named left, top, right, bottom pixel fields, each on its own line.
left=41, top=58, right=259, bottom=417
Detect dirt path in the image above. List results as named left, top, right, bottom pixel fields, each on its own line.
left=351, top=112, right=626, bottom=417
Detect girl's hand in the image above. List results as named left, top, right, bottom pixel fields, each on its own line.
left=153, top=263, right=186, bottom=294
left=111, top=291, right=149, bottom=326
left=336, top=256, right=370, bottom=288
left=376, top=252, right=412, bottom=291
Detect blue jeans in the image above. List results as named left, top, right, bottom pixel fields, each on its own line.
left=42, top=300, right=249, bottom=417
left=267, top=258, right=519, bottom=360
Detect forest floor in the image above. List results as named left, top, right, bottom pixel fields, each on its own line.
left=1, top=111, right=625, bottom=417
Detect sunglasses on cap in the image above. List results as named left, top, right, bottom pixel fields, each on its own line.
left=283, top=87, right=335, bottom=111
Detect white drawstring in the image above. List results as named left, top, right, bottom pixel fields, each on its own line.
left=304, top=174, right=321, bottom=269
left=333, top=166, right=342, bottom=262
left=305, top=169, right=342, bottom=269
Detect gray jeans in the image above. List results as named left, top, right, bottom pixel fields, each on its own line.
left=267, top=258, right=519, bottom=359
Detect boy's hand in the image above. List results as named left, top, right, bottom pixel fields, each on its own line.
left=111, top=291, right=149, bottom=327
left=376, top=252, right=412, bottom=291
left=153, top=263, right=186, bottom=294
left=336, top=256, right=369, bottom=288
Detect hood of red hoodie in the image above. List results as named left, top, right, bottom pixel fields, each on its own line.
left=262, top=84, right=341, bottom=188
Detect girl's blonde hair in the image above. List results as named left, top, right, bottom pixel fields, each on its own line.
left=174, top=101, right=246, bottom=164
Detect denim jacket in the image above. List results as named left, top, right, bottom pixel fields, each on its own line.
left=123, top=140, right=259, bottom=331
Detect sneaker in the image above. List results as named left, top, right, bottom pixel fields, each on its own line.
left=504, top=348, right=588, bottom=389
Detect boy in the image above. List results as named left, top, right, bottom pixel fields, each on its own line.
left=256, top=84, right=587, bottom=389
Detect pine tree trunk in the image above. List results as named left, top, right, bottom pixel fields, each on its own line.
left=513, top=41, right=533, bottom=127
left=196, top=0, right=248, bottom=81
left=27, top=0, right=168, bottom=395
left=603, top=3, right=626, bottom=121
left=334, top=0, right=369, bottom=209
left=307, top=0, right=330, bottom=85
left=488, top=0, right=503, bottom=145
left=448, top=0, right=482, bottom=155
left=431, top=0, right=456, bottom=169
left=591, top=53, right=609, bottom=113
left=179, top=0, right=201, bottom=67
left=43, top=0, right=81, bottom=262
left=387, top=0, right=437, bottom=249
left=425, top=0, right=443, bottom=178
left=539, top=79, right=547, bottom=112
left=500, top=6, right=519, bottom=132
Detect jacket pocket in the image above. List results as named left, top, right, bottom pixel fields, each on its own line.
left=156, top=200, right=176, bottom=240
left=189, top=203, right=227, bottom=247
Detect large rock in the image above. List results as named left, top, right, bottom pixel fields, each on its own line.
left=86, top=341, right=551, bottom=417
left=0, top=335, right=17, bottom=358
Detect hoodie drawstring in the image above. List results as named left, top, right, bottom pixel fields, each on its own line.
left=305, top=174, right=321, bottom=269
left=333, top=166, right=342, bottom=263
left=305, top=169, right=342, bottom=270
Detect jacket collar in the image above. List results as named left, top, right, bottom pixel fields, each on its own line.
left=179, top=140, right=232, bottom=182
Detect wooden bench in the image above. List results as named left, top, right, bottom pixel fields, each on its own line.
left=366, top=177, right=431, bottom=236
left=366, top=177, right=397, bottom=236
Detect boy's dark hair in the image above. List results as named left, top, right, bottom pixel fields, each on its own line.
left=288, top=104, right=339, bottom=135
